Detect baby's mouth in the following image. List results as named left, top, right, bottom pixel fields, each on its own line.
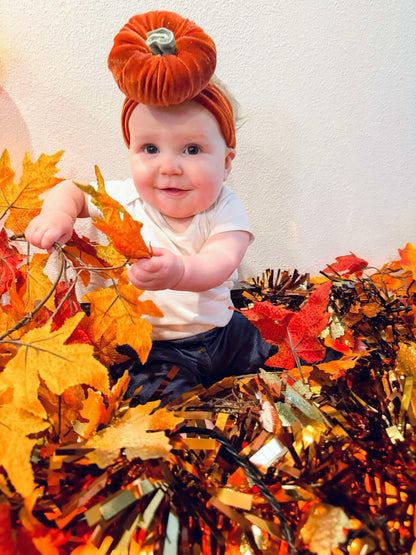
left=161, top=187, right=188, bottom=194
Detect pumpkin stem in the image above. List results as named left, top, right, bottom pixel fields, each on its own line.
left=146, top=27, right=176, bottom=56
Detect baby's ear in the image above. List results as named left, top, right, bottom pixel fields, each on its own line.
left=224, top=148, right=235, bottom=180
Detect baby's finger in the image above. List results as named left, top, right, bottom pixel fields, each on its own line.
left=40, top=229, right=67, bottom=250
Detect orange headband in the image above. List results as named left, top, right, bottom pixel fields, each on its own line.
left=108, top=10, right=236, bottom=148
left=120, top=83, right=235, bottom=149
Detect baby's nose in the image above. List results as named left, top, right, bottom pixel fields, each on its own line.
left=159, top=154, right=182, bottom=175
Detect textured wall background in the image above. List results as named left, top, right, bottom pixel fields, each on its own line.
left=1, top=1, right=415, bottom=276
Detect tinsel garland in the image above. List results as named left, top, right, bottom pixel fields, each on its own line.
left=2, top=254, right=416, bottom=555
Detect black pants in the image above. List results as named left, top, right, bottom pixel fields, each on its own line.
left=122, top=311, right=277, bottom=405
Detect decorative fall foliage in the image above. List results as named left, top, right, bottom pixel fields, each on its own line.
left=242, top=281, right=332, bottom=370
left=1, top=151, right=416, bottom=554
left=0, top=149, right=63, bottom=234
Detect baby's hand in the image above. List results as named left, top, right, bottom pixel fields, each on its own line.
left=127, top=247, right=184, bottom=291
left=25, top=210, right=75, bottom=251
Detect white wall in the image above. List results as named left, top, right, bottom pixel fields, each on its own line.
left=1, top=1, right=415, bottom=277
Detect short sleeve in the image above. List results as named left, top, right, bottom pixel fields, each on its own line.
left=204, top=186, right=254, bottom=243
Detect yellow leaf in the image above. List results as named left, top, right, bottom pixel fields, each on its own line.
left=0, top=429, right=37, bottom=498
left=82, top=269, right=162, bottom=364
left=0, top=404, right=49, bottom=497
left=85, top=402, right=182, bottom=468
left=1, top=312, right=110, bottom=418
left=76, top=166, right=151, bottom=261
left=23, top=252, right=55, bottom=312
left=0, top=150, right=63, bottom=234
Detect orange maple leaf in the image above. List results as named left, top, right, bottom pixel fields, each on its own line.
left=73, top=388, right=107, bottom=440
left=0, top=150, right=63, bottom=234
left=81, top=269, right=163, bottom=365
left=369, top=243, right=416, bottom=296
left=76, top=166, right=151, bottom=261
left=397, top=243, right=416, bottom=278
left=0, top=277, right=52, bottom=344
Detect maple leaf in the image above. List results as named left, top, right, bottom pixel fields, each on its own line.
left=73, top=371, right=130, bottom=439
left=0, top=404, right=49, bottom=497
left=39, top=382, right=86, bottom=441
left=397, top=243, right=416, bottom=278
left=73, top=388, right=107, bottom=440
left=76, top=166, right=151, bottom=261
left=0, top=309, right=19, bottom=369
left=0, top=500, right=15, bottom=555
left=0, top=227, right=27, bottom=297
left=22, top=252, right=56, bottom=312
left=64, top=230, right=118, bottom=286
left=81, top=269, right=163, bottom=365
left=370, top=243, right=416, bottom=295
left=0, top=150, right=63, bottom=234
left=243, top=281, right=332, bottom=370
left=0, top=277, right=52, bottom=346
left=84, top=401, right=182, bottom=468
left=1, top=312, right=110, bottom=419
left=324, top=327, right=358, bottom=355
left=50, top=279, right=81, bottom=330
left=323, top=252, right=368, bottom=277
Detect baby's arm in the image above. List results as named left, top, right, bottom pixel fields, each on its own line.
left=127, top=230, right=250, bottom=292
left=25, top=180, right=89, bottom=251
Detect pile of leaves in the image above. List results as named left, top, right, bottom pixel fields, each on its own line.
left=1, top=151, right=416, bottom=554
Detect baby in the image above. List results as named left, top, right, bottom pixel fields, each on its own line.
left=25, top=11, right=277, bottom=404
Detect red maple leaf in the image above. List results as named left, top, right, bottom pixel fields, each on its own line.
left=51, top=280, right=81, bottom=331
left=69, top=229, right=108, bottom=264
left=323, top=252, right=368, bottom=277
left=0, top=227, right=27, bottom=297
left=0, top=500, right=15, bottom=555
left=49, top=280, right=90, bottom=345
left=243, top=281, right=332, bottom=370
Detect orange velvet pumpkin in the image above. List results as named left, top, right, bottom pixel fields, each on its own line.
left=108, top=10, right=217, bottom=106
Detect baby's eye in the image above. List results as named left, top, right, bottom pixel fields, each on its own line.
left=143, top=144, right=159, bottom=154
left=184, top=145, right=201, bottom=155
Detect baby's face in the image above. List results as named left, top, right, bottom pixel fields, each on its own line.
left=128, top=101, right=234, bottom=224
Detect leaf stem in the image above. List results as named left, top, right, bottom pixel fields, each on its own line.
left=287, top=328, right=305, bottom=384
